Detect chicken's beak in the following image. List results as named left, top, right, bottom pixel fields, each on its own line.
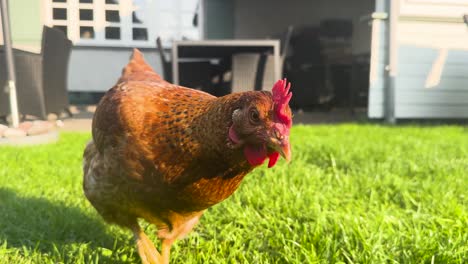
left=268, top=136, right=291, bottom=162
left=277, top=141, right=291, bottom=162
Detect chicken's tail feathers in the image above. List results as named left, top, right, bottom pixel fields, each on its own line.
left=118, top=48, right=166, bottom=83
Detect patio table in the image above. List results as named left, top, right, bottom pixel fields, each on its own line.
left=171, top=39, right=281, bottom=86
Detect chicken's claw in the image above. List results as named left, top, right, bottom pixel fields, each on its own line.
left=132, top=224, right=161, bottom=264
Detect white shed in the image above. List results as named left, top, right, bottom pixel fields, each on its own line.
left=369, top=0, right=468, bottom=121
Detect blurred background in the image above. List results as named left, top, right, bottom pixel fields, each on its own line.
left=0, top=3, right=467, bottom=262
left=2, top=0, right=468, bottom=125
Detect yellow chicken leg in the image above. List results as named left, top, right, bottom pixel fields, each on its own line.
left=131, top=224, right=161, bottom=264
left=160, top=239, right=174, bottom=264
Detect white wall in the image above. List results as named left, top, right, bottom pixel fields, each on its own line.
left=68, top=48, right=163, bottom=92
left=233, top=0, right=375, bottom=54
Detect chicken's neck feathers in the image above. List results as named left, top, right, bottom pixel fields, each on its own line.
left=188, top=93, right=246, bottom=165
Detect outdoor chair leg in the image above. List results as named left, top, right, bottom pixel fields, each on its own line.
left=64, top=107, right=73, bottom=118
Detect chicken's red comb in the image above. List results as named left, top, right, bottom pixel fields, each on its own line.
left=272, top=79, right=292, bottom=128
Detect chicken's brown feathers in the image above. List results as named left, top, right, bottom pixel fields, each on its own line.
left=84, top=50, right=292, bottom=262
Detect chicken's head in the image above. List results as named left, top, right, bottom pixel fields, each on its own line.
left=229, top=79, right=292, bottom=168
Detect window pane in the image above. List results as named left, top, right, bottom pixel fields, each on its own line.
left=79, top=0, right=93, bottom=3
left=80, top=27, right=94, bottom=39
left=53, top=26, right=67, bottom=36
left=132, top=12, right=143, bottom=24
left=53, top=8, right=67, bottom=20
left=105, top=10, right=120, bottom=22
left=105, top=27, right=120, bottom=39
left=80, top=9, right=93, bottom=21
left=132, top=28, right=147, bottom=41
left=105, top=0, right=118, bottom=4
left=52, top=0, right=66, bottom=2
left=181, top=0, right=198, bottom=12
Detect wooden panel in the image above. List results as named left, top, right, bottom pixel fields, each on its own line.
left=395, top=88, right=468, bottom=104
left=399, top=0, right=468, bottom=18
left=399, top=45, right=468, bottom=64
left=393, top=87, right=468, bottom=118
left=397, top=21, right=468, bottom=49
left=398, top=63, right=468, bottom=77
left=398, top=46, right=437, bottom=63
left=397, top=45, right=468, bottom=92
left=445, top=50, right=468, bottom=64
left=363, top=95, right=468, bottom=119
left=395, top=105, right=468, bottom=118
left=399, top=22, right=468, bottom=36
left=396, top=76, right=468, bottom=90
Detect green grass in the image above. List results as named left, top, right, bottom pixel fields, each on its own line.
left=0, top=125, right=467, bottom=263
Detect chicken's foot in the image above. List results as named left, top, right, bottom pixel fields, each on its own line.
left=160, top=239, right=174, bottom=264
left=132, top=224, right=161, bottom=264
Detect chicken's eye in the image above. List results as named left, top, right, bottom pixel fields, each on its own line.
left=249, top=109, right=260, bottom=123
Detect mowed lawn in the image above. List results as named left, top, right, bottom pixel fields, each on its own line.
left=0, top=125, right=467, bottom=264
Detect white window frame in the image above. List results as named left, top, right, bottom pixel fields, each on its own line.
left=43, top=0, right=202, bottom=48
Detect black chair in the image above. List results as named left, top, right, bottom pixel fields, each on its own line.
left=319, top=19, right=354, bottom=108
left=156, top=37, right=216, bottom=92
left=286, top=25, right=327, bottom=109
left=349, top=53, right=370, bottom=113
left=0, top=26, right=72, bottom=119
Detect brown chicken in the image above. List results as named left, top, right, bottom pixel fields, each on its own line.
left=83, top=49, right=292, bottom=264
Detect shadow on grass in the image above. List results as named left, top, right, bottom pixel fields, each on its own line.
left=0, top=187, right=131, bottom=263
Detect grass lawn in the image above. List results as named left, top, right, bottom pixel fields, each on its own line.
left=0, top=125, right=467, bottom=263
